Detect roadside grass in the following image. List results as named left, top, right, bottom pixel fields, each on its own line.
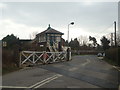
left=2, top=66, right=20, bottom=75
left=103, top=57, right=118, bottom=66
left=71, top=53, right=80, bottom=56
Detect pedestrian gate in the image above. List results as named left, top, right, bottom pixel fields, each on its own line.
left=20, top=51, right=67, bottom=66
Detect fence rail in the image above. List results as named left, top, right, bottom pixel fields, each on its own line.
left=20, top=51, right=68, bottom=67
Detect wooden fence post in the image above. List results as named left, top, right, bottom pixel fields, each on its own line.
left=67, top=48, right=70, bottom=61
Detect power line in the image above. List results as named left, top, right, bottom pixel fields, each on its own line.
left=94, top=23, right=114, bottom=38
left=99, top=23, right=113, bottom=34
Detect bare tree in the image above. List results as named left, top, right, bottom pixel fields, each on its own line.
left=77, top=35, right=89, bottom=46
left=29, top=31, right=38, bottom=39
left=29, top=34, right=32, bottom=40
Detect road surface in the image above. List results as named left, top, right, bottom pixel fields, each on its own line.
left=2, top=55, right=119, bottom=89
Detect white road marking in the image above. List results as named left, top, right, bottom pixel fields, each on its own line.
left=112, top=66, right=120, bottom=72
left=34, top=75, right=62, bottom=88
left=69, top=59, right=91, bottom=71
left=29, top=74, right=58, bottom=88
left=69, top=67, right=77, bottom=71
left=1, top=74, right=62, bottom=89
left=0, top=86, right=28, bottom=88
left=29, top=74, right=62, bottom=88
left=81, top=59, right=90, bottom=66
left=97, top=57, right=103, bottom=59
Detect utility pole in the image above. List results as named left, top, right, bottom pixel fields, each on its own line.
left=111, top=33, right=113, bottom=46
left=114, top=21, right=117, bottom=47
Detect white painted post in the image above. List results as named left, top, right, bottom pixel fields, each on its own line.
left=52, top=53, right=54, bottom=62
left=53, top=53, right=56, bottom=62
left=69, top=51, right=71, bottom=60
left=33, top=52, right=35, bottom=64
left=43, top=51, right=46, bottom=64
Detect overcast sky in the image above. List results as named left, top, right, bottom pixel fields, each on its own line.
left=0, top=2, right=118, bottom=44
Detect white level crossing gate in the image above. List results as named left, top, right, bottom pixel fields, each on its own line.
left=20, top=51, right=68, bottom=66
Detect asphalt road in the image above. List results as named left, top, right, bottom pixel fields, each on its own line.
left=2, top=55, right=119, bottom=89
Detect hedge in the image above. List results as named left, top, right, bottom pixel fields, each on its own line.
left=105, top=47, right=120, bottom=66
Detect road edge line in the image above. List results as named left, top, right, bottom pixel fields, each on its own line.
left=0, top=86, right=28, bottom=88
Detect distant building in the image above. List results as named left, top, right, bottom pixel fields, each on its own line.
left=2, top=41, right=7, bottom=47
left=19, top=39, right=32, bottom=45
left=35, top=24, right=64, bottom=51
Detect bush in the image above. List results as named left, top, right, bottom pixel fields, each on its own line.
left=2, top=48, right=20, bottom=68
left=2, top=48, right=20, bottom=74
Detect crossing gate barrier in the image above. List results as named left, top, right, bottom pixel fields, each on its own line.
left=19, top=51, right=69, bottom=67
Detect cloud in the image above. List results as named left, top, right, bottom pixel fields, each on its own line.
left=2, top=2, right=117, bottom=28
left=0, top=19, right=95, bottom=40
left=0, top=2, right=118, bottom=44
left=0, top=19, right=111, bottom=44
left=0, top=19, right=45, bottom=39
left=0, top=3, right=7, bottom=8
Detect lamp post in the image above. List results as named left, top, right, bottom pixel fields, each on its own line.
left=67, top=22, right=74, bottom=43
left=67, top=22, right=74, bottom=61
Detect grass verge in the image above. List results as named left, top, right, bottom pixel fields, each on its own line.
left=2, top=66, right=20, bottom=75
left=103, top=57, right=118, bottom=66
